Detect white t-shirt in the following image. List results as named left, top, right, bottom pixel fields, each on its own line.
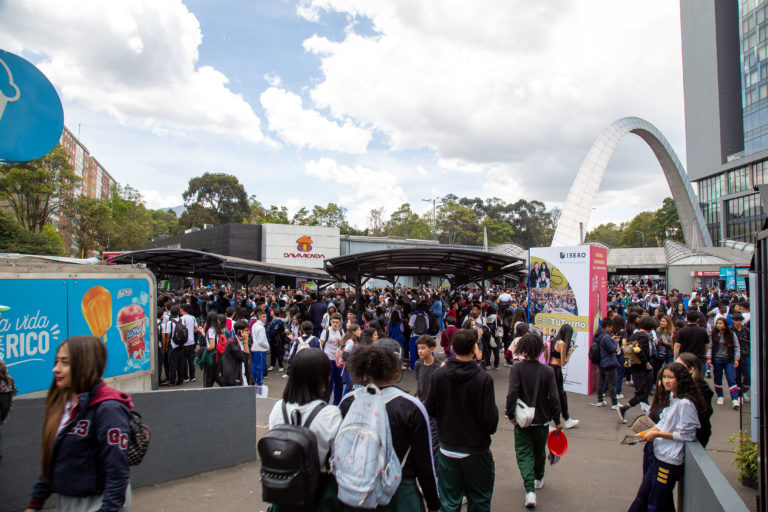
left=321, top=328, right=343, bottom=361
left=181, top=314, right=197, bottom=346
left=268, top=399, right=342, bottom=465
left=207, top=328, right=217, bottom=349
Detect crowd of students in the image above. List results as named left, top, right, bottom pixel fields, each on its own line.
left=1, top=277, right=749, bottom=511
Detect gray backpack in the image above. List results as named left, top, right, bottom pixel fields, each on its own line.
left=332, top=384, right=409, bottom=508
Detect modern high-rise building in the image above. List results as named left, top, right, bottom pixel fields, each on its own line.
left=680, top=0, right=768, bottom=244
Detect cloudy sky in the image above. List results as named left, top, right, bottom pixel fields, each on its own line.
left=0, top=0, right=687, bottom=231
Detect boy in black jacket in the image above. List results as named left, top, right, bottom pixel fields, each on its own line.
left=425, top=328, right=499, bottom=512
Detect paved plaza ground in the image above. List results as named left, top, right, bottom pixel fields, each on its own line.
left=129, top=357, right=758, bottom=512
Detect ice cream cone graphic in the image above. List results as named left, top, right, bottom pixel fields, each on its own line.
left=0, top=57, right=20, bottom=122
left=81, top=286, right=113, bottom=342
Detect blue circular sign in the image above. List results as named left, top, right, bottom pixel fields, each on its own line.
left=0, top=50, right=64, bottom=163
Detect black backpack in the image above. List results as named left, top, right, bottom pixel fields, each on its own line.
left=170, top=318, right=188, bottom=347
left=589, top=337, right=602, bottom=365
left=258, top=402, right=326, bottom=509
left=127, top=410, right=151, bottom=466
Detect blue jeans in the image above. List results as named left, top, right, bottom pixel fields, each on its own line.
left=328, top=360, right=344, bottom=405
left=250, top=351, right=267, bottom=386
left=712, top=358, right=738, bottom=400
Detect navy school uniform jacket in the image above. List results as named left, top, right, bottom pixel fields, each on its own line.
left=339, top=386, right=441, bottom=511
left=29, top=381, right=132, bottom=511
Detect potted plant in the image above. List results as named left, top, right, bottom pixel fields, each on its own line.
left=730, top=432, right=758, bottom=489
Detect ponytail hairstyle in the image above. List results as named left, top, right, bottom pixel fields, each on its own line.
left=41, top=336, right=106, bottom=482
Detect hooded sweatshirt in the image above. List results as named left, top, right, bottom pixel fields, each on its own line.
left=424, top=358, right=498, bottom=453
left=29, top=381, right=132, bottom=511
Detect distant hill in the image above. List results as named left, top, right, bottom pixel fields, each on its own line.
left=166, top=205, right=186, bottom=217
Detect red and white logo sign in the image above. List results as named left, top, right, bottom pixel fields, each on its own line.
left=694, top=270, right=720, bottom=277
left=285, top=236, right=324, bottom=259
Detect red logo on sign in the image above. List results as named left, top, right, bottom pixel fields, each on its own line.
left=296, top=236, right=313, bottom=252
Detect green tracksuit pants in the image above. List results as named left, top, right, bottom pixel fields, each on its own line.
left=514, top=425, right=548, bottom=493
left=437, top=451, right=495, bottom=512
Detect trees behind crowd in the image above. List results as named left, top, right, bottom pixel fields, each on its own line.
left=585, top=197, right=684, bottom=248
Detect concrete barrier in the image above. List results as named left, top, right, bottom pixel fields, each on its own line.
left=678, top=441, right=750, bottom=512
left=0, top=386, right=257, bottom=512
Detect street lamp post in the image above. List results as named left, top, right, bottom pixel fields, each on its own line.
left=422, top=197, right=439, bottom=241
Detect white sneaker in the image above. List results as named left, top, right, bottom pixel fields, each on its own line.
left=525, top=491, right=537, bottom=508
left=717, top=397, right=724, bottom=405
left=281, top=374, right=289, bottom=379
left=268, top=366, right=274, bottom=371
left=616, top=393, right=624, bottom=399
left=611, top=404, right=622, bottom=410
left=594, top=401, right=607, bottom=407
left=534, top=478, right=544, bottom=489
left=733, top=399, right=740, bottom=409
left=564, top=418, right=580, bottom=429
left=278, top=367, right=285, bottom=372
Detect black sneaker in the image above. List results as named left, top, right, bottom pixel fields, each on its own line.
left=548, top=453, right=561, bottom=465
left=617, top=405, right=629, bottom=424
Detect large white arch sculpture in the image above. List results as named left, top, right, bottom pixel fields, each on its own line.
left=552, top=117, right=713, bottom=247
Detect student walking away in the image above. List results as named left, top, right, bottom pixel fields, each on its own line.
left=0, top=358, right=16, bottom=465
left=340, top=322, right=361, bottom=394
left=338, top=341, right=441, bottom=512
left=408, top=305, right=430, bottom=370
left=309, top=294, right=328, bottom=338
left=618, top=316, right=658, bottom=423
left=611, top=316, right=627, bottom=400
left=673, top=310, right=710, bottom=374
left=250, top=310, right=270, bottom=387
left=731, top=313, right=751, bottom=400
left=267, top=308, right=287, bottom=373
left=594, top=317, right=619, bottom=408
left=263, top=349, right=343, bottom=512
left=286, top=321, right=321, bottom=377
left=156, top=311, right=170, bottom=386
left=425, top=328, right=498, bottom=512
left=180, top=303, right=198, bottom=383
left=440, top=316, right=458, bottom=356
left=675, top=352, right=714, bottom=447
left=506, top=334, right=563, bottom=508
left=387, top=310, right=407, bottom=359
left=414, top=335, right=441, bottom=469
left=219, top=320, right=251, bottom=386
left=166, top=305, right=188, bottom=385
left=707, top=317, right=741, bottom=409
left=628, top=363, right=702, bottom=512
left=484, top=306, right=501, bottom=369
left=548, top=324, right=579, bottom=428
left=25, top=336, right=133, bottom=512
left=321, top=313, right=345, bottom=405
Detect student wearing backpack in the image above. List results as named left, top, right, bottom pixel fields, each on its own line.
left=321, top=313, right=345, bottom=405
left=408, top=306, right=430, bottom=370
left=506, top=334, right=563, bottom=509
left=201, top=311, right=222, bottom=387
left=165, top=305, right=188, bottom=386
left=286, top=321, right=322, bottom=376
left=594, top=318, right=619, bottom=408
left=338, top=341, right=441, bottom=512
left=180, top=303, right=198, bottom=383
left=25, top=336, right=133, bottom=512
left=425, top=329, right=498, bottom=512
left=263, top=348, right=342, bottom=512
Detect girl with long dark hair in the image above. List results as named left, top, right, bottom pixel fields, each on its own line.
left=548, top=324, right=578, bottom=429
left=628, top=362, right=702, bottom=511
left=707, top=317, right=741, bottom=408
left=202, top=311, right=221, bottom=387
left=26, top=336, right=133, bottom=511
left=676, top=352, right=714, bottom=447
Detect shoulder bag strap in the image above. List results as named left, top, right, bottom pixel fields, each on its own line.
left=530, top=364, right=543, bottom=407
left=281, top=400, right=290, bottom=424
left=303, top=402, right=327, bottom=429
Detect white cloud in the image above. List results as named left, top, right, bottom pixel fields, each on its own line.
left=139, top=189, right=182, bottom=209
left=305, top=157, right=407, bottom=226
left=0, top=0, right=269, bottom=144
left=437, top=158, right=486, bottom=174
left=260, top=87, right=371, bottom=153
left=298, top=0, right=685, bottom=208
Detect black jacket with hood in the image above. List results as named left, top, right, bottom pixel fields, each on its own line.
left=424, top=358, right=498, bottom=453
left=505, top=360, right=561, bottom=426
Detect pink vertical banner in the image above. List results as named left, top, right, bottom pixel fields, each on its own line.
left=587, top=246, right=608, bottom=394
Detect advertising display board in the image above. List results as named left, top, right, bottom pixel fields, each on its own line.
left=528, top=245, right=607, bottom=395
left=262, top=223, right=340, bottom=269
left=0, top=277, right=152, bottom=395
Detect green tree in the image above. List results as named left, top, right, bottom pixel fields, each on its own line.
left=508, top=199, right=557, bottom=248
left=107, top=185, right=154, bottom=250
left=246, top=199, right=291, bottom=225
left=0, top=145, right=80, bottom=232
left=0, top=210, right=64, bottom=255
left=651, top=197, right=684, bottom=243
left=585, top=222, right=626, bottom=247
left=180, top=172, right=250, bottom=228
left=368, top=207, right=386, bottom=236
left=72, top=196, right=114, bottom=256
left=386, top=203, right=432, bottom=239
left=436, top=200, right=480, bottom=244
left=150, top=208, right=180, bottom=239
left=479, top=218, right=516, bottom=245
left=621, top=211, right=657, bottom=247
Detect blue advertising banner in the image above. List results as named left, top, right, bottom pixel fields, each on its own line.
left=0, top=50, right=64, bottom=163
left=0, top=278, right=151, bottom=395
left=720, top=267, right=735, bottom=290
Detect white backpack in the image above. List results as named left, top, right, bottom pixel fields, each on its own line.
left=332, top=384, right=409, bottom=508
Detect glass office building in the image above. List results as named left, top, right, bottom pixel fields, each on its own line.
left=681, top=0, right=768, bottom=245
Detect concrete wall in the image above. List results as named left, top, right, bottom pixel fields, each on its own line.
left=679, top=441, right=750, bottom=512
left=0, top=386, right=257, bottom=512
